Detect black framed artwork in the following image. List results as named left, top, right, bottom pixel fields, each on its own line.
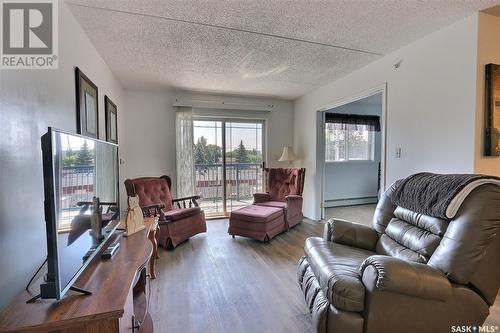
left=105, top=95, right=118, bottom=144
left=75, top=67, right=99, bottom=138
left=485, top=63, right=500, bottom=156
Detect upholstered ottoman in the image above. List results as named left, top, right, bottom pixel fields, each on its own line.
left=228, top=205, right=286, bottom=241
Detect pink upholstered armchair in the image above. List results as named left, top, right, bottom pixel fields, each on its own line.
left=253, top=168, right=306, bottom=228
left=124, top=175, right=206, bottom=249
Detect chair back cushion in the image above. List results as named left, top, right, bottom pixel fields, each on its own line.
left=266, top=168, right=305, bottom=201
left=427, top=184, right=500, bottom=304
left=124, top=176, right=174, bottom=211
left=375, top=206, right=449, bottom=264
left=374, top=182, right=500, bottom=305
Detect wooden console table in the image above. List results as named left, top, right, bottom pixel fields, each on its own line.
left=0, top=225, right=154, bottom=333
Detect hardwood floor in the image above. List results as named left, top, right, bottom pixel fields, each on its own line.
left=149, top=218, right=318, bottom=333
left=149, top=205, right=500, bottom=332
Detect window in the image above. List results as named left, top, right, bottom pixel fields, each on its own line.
left=325, top=123, right=374, bottom=162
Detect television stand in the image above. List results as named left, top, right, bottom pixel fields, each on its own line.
left=69, top=285, right=92, bottom=295
left=0, top=225, right=154, bottom=333
left=25, top=285, right=92, bottom=304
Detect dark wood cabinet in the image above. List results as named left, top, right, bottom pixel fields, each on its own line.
left=0, top=226, right=154, bottom=333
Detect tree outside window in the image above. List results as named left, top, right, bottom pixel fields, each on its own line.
left=325, top=124, right=374, bottom=162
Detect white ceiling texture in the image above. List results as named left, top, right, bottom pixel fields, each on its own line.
left=67, top=0, right=500, bottom=99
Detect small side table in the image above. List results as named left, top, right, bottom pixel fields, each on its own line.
left=144, top=217, right=160, bottom=279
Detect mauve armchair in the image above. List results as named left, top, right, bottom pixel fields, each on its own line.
left=124, top=175, right=206, bottom=249
left=253, top=168, right=306, bottom=228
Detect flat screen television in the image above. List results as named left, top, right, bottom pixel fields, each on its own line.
left=39, top=127, right=120, bottom=300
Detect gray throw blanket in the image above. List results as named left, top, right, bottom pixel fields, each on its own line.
left=390, top=172, right=500, bottom=219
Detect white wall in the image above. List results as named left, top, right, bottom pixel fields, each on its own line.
left=295, top=14, right=479, bottom=220
left=475, top=12, right=500, bottom=176
left=0, top=2, right=123, bottom=309
left=324, top=98, right=382, bottom=204
left=119, top=90, right=177, bottom=209
left=120, top=91, right=294, bottom=208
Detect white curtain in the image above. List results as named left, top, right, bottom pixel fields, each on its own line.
left=175, top=107, right=196, bottom=198
left=95, top=140, right=118, bottom=203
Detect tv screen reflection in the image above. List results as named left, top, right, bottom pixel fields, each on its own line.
left=53, top=132, right=119, bottom=289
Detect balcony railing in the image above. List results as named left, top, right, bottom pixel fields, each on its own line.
left=60, top=165, right=95, bottom=226
left=195, top=162, right=263, bottom=215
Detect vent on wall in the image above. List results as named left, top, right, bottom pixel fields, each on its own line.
left=173, top=98, right=274, bottom=112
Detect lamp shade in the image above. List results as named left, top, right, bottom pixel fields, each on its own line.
left=278, top=146, right=296, bottom=162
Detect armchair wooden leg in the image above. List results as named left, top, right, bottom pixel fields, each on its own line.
left=155, top=226, right=160, bottom=259
left=232, top=235, right=235, bottom=239
left=148, top=227, right=158, bottom=279
left=149, top=258, right=156, bottom=280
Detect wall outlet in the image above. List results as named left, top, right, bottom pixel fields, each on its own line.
left=395, top=147, right=402, bottom=158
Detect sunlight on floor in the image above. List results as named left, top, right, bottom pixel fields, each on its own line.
left=323, top=204, right=376, bottom=226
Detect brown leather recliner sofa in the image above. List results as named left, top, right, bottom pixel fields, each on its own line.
left=298, top=177, right=500, bottom=333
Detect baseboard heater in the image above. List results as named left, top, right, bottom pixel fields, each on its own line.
left=325, top=196, right=378, bottom=208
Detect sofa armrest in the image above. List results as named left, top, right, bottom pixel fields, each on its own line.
left=324, top=218, right=379, bottom=251
left=139, top=203, right=175, bottom=224
left=172, top=195, right=200, bottom=208
left=140, top=203, right=165, bottom=217
left=254, top=192, right=271, bottom=203
left=360, top=255, right=452, bottom=302
left=285, top=195, right=303, bottom=222
left=141, top=203, right=165, bottom=210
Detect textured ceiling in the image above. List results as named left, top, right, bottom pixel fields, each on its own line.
left=67, top=0, right=500, bottom=99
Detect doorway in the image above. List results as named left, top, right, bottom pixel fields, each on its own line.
left=193, top=119, right=265, bottom=217
left=316, top=86, right=387, bottom=220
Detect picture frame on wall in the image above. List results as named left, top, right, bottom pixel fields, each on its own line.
left=485, top=63, right=500, bottom=156
left=75, top=67, right=99, bottom=138
left=105, top=95, right=118, bottom=144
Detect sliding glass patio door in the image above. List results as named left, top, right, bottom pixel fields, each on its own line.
left=224, top=121, right=264, bottom=213
left=193, top=120, right=224, bottom=215
left=193, top=119, right=265, bottom=217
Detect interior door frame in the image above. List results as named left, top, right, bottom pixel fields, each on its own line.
left=315, top=83, right=388, bottom=220
left=193, top=116, right=267, bottom=217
